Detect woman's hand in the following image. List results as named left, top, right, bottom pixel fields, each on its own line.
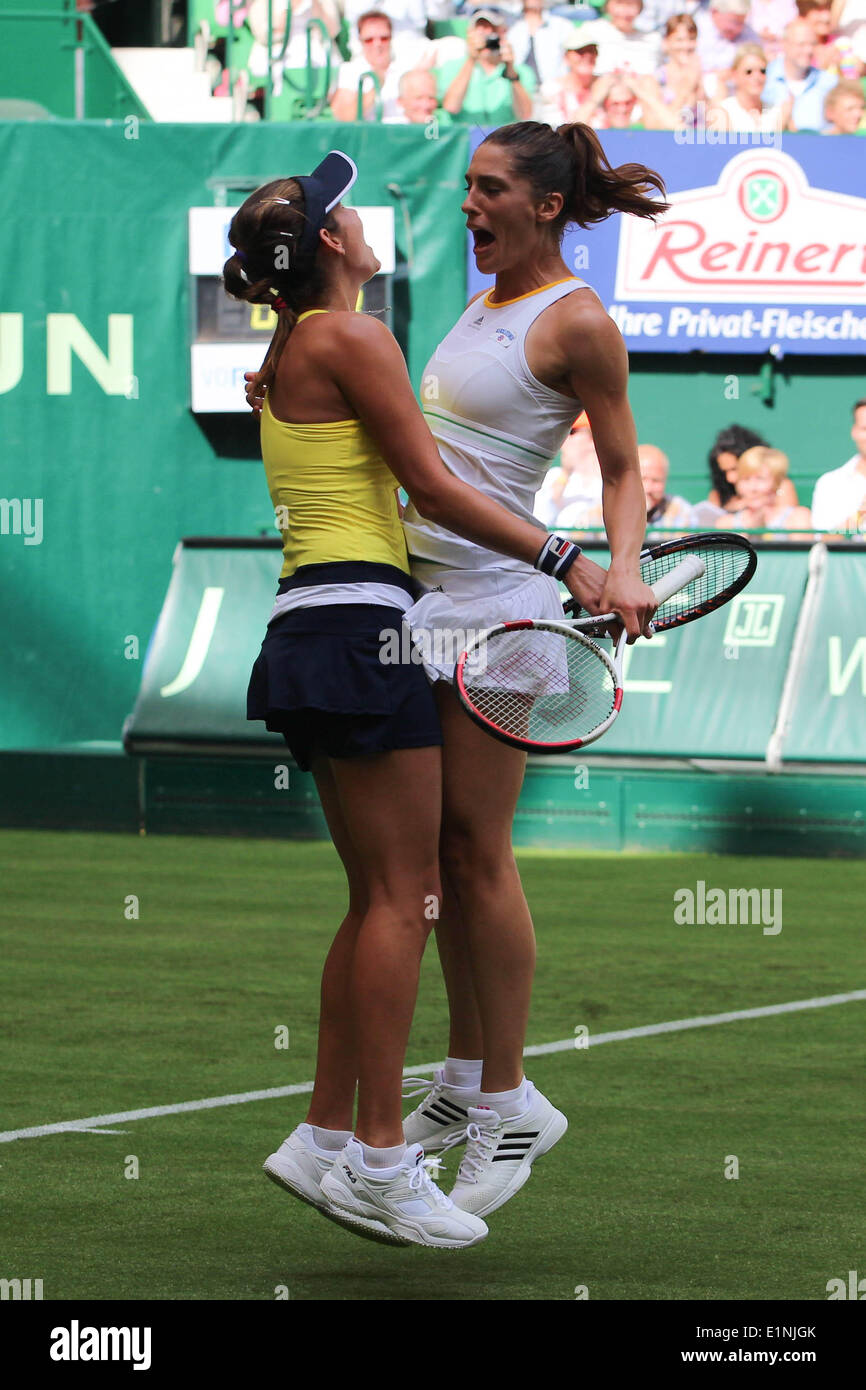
left=598, top=565, right=657, bottom=643
left=244, top=370, right=266, bottom=416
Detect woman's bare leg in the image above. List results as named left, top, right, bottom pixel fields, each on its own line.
left=434, top=681, right=535, bottom=1094
left=433, top=865, right=484, bottom=1061
left=328, top=745, right=443, bottom=1148
left=303, top=755, right=368, bottom=1133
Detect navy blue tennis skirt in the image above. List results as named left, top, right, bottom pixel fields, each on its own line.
left=247, top=602, right=442, bottom=772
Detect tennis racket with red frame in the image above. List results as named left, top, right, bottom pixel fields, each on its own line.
left=454, top=534, right=756, bottom=754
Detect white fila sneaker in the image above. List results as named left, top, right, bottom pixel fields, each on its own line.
left=448, top=1082, right=568, bottom=1218
left=263, top=1125, right=403, bottom=1246
left=402, top=1071, right=474, bottom=1152
left=320, top=1139, right=489, bottom=1249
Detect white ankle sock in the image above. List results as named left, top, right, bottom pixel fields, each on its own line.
left=309, top=1125, right=353, bottom=1152
left=477, top=1078, right=528, bottom=1119
left=358, top=1141, right=406, bottom=1173
left=443, top=1056, right=483, bottom=1089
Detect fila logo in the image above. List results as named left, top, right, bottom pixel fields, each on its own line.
left=343, top=1165, right=357, bottom=1184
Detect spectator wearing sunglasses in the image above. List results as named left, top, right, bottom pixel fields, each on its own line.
left=762, top=18, right=837, bottom=126
left=331, top=10, right=415, bottom=121
left=713, top=42, right=792, bottom=127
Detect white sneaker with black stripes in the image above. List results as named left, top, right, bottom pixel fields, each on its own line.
left=402, top=1070, right=474, bottom=1152
left=447, top=1082, right=568, bottom=1218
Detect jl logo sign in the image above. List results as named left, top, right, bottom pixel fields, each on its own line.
left=723, top=594, right=784, bottom=647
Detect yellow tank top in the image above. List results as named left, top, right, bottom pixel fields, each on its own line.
left=261, top=310, right=408, bottom=581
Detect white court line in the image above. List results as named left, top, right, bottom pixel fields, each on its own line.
left=1, top=989, right=863, bottom=1145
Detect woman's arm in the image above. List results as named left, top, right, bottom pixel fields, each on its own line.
left=329, top=314, right=608, bottom=611
left=553, top=302, right=657, bottom=640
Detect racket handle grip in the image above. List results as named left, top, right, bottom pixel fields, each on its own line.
left=650, top=553, right=706, bottom=605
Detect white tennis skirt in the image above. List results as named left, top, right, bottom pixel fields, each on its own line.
left=405, top=561, right=564, bottom=683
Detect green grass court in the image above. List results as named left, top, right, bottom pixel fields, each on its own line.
left=2, top=830, right=863, bottom=1302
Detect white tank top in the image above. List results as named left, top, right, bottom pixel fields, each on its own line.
left=402, top=276, right=595, bottom=573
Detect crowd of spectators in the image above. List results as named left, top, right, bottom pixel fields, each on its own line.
left=532, top=400, right=866, bottom=537
left=204, top=0, right=866, bottom=131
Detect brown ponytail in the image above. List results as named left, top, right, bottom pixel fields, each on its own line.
left=482, top=120, right=669, bottom=234
left=222, top=177, right=338, bottom=398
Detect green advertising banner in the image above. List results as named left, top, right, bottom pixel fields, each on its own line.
left=124, top=541, right=284, bottom=753
left=782, top=550, right=866, bottom=764
left=124, top=540, right=844, bottom=766
left=584, top=549, right=809, bottom=760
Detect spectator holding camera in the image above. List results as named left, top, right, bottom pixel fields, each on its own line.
left=438, top=7, right=536, bottom=124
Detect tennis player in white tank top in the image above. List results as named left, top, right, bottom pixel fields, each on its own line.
left=403, top=275, right=595, bottom=669
left=400, top=122, right=668, bottom=1219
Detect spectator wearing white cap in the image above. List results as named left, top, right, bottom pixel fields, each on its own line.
left=437, top=8, right=536, bottom=124
left=549, top=35, right=600, bottom=123
left=696, top=0, right=762, bottom=83
left=572, top=0, right=663, bottom=77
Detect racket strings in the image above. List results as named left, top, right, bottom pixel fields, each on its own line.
left=462, top=628, right=616, bottom=744
left=642, top=544, right=752, bottom=629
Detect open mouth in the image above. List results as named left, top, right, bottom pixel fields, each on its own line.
left=471, top=227, right=496, bottom=253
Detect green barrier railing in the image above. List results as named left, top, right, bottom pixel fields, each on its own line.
left=225, top=0, right=336, bottom=120
left=356, top=67, right=383, bottom=122
left=0, top=9, right=151, bottom=120
left=560, top=526, right=866, bottom=542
